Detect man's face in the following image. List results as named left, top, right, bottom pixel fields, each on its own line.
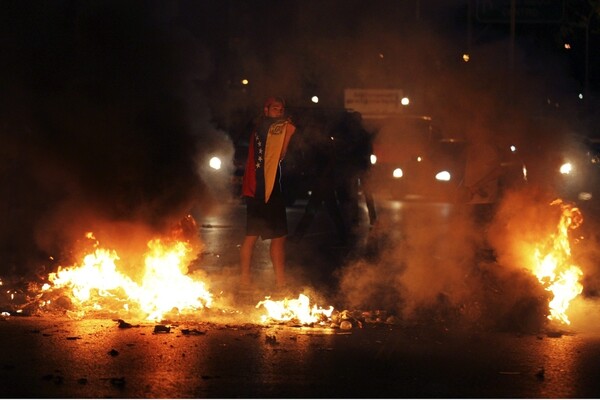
left=264, top=102, right=284, bottom=118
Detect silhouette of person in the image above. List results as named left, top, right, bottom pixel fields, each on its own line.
left=290, top=131, right=349, bottom=245
left=331, top=111, right=377, bottom=230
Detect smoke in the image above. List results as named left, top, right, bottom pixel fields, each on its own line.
left=0, top=1, right=232, bottom=279
left=324, top=2, right=588, bottom=332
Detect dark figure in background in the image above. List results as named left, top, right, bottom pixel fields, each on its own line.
left=354, top=114, right=377, bottom=227
left=332, top=111, right=377, bottom=230
left=460, top=137, right=503, bottom=226
left=289, top=132, right=349, bottom=245
left=290, top=111, right=376, bottom=245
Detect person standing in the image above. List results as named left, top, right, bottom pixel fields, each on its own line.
left=332, top=111, right=377, bottom=231
left=289, top=130, right=349, bottom=245
left=240, top=97, right=296, bottom=289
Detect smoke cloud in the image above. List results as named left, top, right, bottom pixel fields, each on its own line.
left=0, top=1, right=232, bottom=278
left=301, top=2, right=592, bottom=332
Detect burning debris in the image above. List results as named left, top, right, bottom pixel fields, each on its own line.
left=488, top=191, right=588, bottom=330
left=256, top=294, right=334, bottom=326
left=36, top=231, right=213, bottom=322
left=529, top=200, right=584, bottom=324
left=254, top=293, right=403, bottom=332
left=1, top=194, right=587, bottom=335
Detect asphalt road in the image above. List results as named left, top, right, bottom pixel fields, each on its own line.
left=2, top=198, right=600, bottom=398
left=2, top=313, right=600, bottom=398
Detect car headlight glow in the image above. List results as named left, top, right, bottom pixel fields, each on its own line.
left=435, top=171, right=451, bottom=181
left=559, top=162, right=572, bottom=175
left=370, top=154, right=377, bottom=165
left=392, top=168, right=403, bottom=179
left=209, top=156, right=222, bottom=170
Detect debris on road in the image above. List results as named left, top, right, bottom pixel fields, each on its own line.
left=181, top=327, right=206, bottom=335
left=117, top=319, right=139, bottom=329
left=154, top=324, right=171, bottom=333
left=265, top=334, right=278, bottom=345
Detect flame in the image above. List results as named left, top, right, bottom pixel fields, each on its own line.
left=256, top=294, right=334, bottom=325
left=44, top=234, right=212, bottom=321
left=530, top=199, right=583, bottom=325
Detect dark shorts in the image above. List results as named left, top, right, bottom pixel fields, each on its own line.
left=245, top=191, right=288, bottom=240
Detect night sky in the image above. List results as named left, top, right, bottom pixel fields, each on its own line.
left=0, top=0, right=598, bottom=279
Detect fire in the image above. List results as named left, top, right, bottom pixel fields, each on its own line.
left=256, top=294, right=334, bottom=325
left=137, top=239, right=212, bottom=321
left=530, top=199, right=583, bottom=325
left=43, top=234, right=212, bottom=321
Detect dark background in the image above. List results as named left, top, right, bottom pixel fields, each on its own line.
left=1, top=0, right=599, bottom=279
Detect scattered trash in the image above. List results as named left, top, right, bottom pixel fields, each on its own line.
left=265, top=334, right=278, bottom=345
left=109, top=377, right=126, bottom=388
left=535, top=367, right=545, bottom=381
left=340, top=321, right=352, bottom=330
left=154, top=325, right=171, bottom=334
left=42, top=373, right=64, bottom=385
left=117, top=319, right=137, bottom=329
left=181, top=328, right=206, bottom=335
left=332, top=310, right=364, bottom=330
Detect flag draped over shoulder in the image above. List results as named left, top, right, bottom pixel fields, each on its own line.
left=241, top=119, right=289, bottom=202
left=263, top=120, right=287, bottom=202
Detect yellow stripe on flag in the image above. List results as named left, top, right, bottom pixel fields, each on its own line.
left=263, top=120, right=287, bottom=202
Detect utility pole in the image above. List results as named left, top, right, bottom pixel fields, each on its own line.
left=584, top=7, right=595, bottom=112
left=509, top=0, right=516, bottom=104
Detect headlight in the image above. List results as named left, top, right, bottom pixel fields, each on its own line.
left=209, top=156, right=222, bottom=170
left=559, top=162, right=572, bottom=175
left=392, top=168, right=403, bottom=179
left=370, top=154, right=377, bottom=165
left=435, top=171, right=451, bottom=181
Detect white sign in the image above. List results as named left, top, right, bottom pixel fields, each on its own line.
left=344, top=88, right=404, bottom=116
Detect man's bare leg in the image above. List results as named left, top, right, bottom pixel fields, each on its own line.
left=240, top=235, right=258, bottom=286
left=270, top=236, right=286, bottom=287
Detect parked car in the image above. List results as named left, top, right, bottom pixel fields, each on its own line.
left=368, top=115, right=461, bottom=202
left=368, top=115, right=527, bottom=203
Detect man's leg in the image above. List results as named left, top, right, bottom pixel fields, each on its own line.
left=240, top=235, right=258, bottom=286
left=270, top=236, right=286, bottom=287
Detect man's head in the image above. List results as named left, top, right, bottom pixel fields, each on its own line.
left=263, top=97, right=285, bottom=118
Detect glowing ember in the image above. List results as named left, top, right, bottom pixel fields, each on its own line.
left=43, top=234, right=212, bottom=321
left=530, top=199, right=584, bottom=325
left=256, top=294, right=334, bottom=325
